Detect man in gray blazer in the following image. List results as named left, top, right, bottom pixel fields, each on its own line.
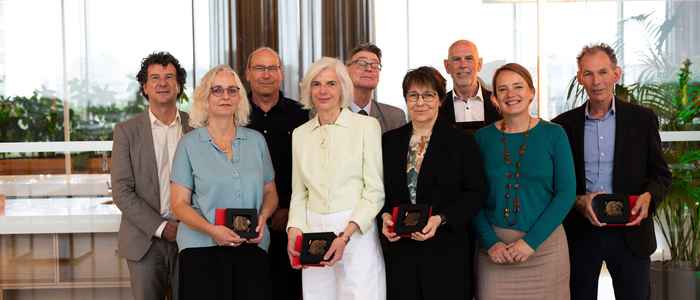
left=111, top=52, right=192, bottom=300
left=347, top=43, right=406, bottom=133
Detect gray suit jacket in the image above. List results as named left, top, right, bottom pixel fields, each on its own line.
left=111, top=110, right=192, bottom=261
left=370, top=100, right=407, bottom=133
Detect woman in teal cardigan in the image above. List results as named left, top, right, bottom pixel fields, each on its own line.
left=473, top=63, right=576, bottom=300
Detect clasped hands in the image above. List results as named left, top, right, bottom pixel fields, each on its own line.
left=487, top=239, right=534, bottom=264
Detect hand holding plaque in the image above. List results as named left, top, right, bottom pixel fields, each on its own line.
left=291, top=232, right=337, bottom=267
left=215, top=208, right=259, bottom=239
left=388, top=204, right=432, bottom=237
left=592, top=194, right=639, bottom=227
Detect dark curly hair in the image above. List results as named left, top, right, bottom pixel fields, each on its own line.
left=136, top=51, right=187, bottom=100
left=401, top=66, right=447, bottom=102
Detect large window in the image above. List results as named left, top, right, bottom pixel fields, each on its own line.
left=375, top=0, right=699, bottom=121
left=0, top=0, right=227, bottom=178
left=376, top=2, right=700, bottom=297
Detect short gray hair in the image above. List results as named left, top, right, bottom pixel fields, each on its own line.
left=299, top=57, right=353, bottom=111
left=189, top=64, right=251, bottom=128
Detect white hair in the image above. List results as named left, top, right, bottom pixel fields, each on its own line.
left=299, top=57, right=353, bottom=111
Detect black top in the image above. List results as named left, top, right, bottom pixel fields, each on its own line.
left=246, top=92, right=309, bottom=209
left=381, top=120, right=486, bottom=247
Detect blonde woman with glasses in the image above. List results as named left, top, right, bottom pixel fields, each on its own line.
left=170, top=64, right=278, bottom=299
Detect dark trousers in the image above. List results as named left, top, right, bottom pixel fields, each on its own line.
left=179, top=244, right=271, bottom=300
left=386, top=242, right=468, bottom=300
left=268, top=229, right=302, bottom=300
left=570, top=228, right=651, bottom=300
left=126, top=239, right=178, bottom=300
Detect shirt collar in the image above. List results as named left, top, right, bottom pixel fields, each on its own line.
left=310, top=108, right=352, bottom=130
left=350, top=100, right=372, bottom=114
left=249, top=91, right=288, bottom=113
left=196, top=126, right=249, bottom=143
left=585, top=97, right=616, bottom=120
left=149, top=108, right=181, bottom=127
left=453, top=82, right=483, bottom=102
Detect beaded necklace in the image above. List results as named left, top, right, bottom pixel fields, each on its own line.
left=499, top=116, right=532, bottom=226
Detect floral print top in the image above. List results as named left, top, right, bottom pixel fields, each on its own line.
left=407, top=133, right=431, bottom=204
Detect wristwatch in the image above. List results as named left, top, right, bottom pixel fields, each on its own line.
left=438, top=214, right=448, bottom=226
left=338, top=232, right=351, bottom=244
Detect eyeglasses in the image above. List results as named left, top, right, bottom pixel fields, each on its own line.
left=351, top=60, right=382, bottom=70
left=406, top=92, right=438, bottom=103
left=251, top=65, right=281, bottom=73
left=210, top=86, right=240, bottom=97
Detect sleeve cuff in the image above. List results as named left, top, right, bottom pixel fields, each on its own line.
left=349, top=216, right=373, bottom=235
left=481, top=234, right=499, bottom=250
left=154, top=221, right=167, bottom=238
left=523, top=235, right=543, bottom=251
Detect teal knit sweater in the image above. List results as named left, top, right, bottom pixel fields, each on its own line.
left=473, top=120, right=576, bottom=250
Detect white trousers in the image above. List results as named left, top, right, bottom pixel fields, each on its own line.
left=302, top=210, right=386, bottom=300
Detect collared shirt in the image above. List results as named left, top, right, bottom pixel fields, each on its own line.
left=247, top=93, right=309, bottom=209
left=350, top=100, right=373, bottom=115
left=171, top=127, right=275, bottom=251
left=148, top=109, right=182, bottom=238
left=287, top=108, right=385, bottom=234
left=453, top=82, right=485, bottom=122
left=584, top=98, right=617, bottom=194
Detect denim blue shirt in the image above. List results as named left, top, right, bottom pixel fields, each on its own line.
left=584, top=99, right=616, bottom=194
left=171, top=127, right=275, bottom=252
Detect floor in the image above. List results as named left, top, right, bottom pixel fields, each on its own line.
left=598, top=264, right=616, bottom=300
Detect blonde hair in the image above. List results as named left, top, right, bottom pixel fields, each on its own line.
left=189, top=64, right=251, bottom=128
left=299, top=57, right=353, bottom=111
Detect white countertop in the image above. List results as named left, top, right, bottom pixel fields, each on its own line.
left=0, top=174, right=111, bottom=197
left=0, top=197, right=121, bottom=234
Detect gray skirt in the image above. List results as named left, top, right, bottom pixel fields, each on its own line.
left=476, top=225, right=570, bottom=300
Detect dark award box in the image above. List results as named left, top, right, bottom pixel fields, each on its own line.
left=292, top=232, right=337, bottom=267
left=592, top=194, right=639, bottom=226
left=389, top=204, right=432, bottom=236
left=214, top=208, right=258, bottom=239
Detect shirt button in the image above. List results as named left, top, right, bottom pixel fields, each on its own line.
left=264, top=113, right=268, bottom=117
left=599, top=136, right=604, bottom=140
left=264, top=130, right=268, bottom=134
left=601, top=153, right=605, bottom=157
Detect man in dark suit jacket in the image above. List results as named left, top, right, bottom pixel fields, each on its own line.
left=346, top=43, right=407, bottom=133
left=552, top=43, right=671, bottom=300
left=112, top=52, right=193, bottom=300
left=439, top=40, right=500, bottom=133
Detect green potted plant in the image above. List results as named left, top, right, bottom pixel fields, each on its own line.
left=648, top=59, right=700, bottom=300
